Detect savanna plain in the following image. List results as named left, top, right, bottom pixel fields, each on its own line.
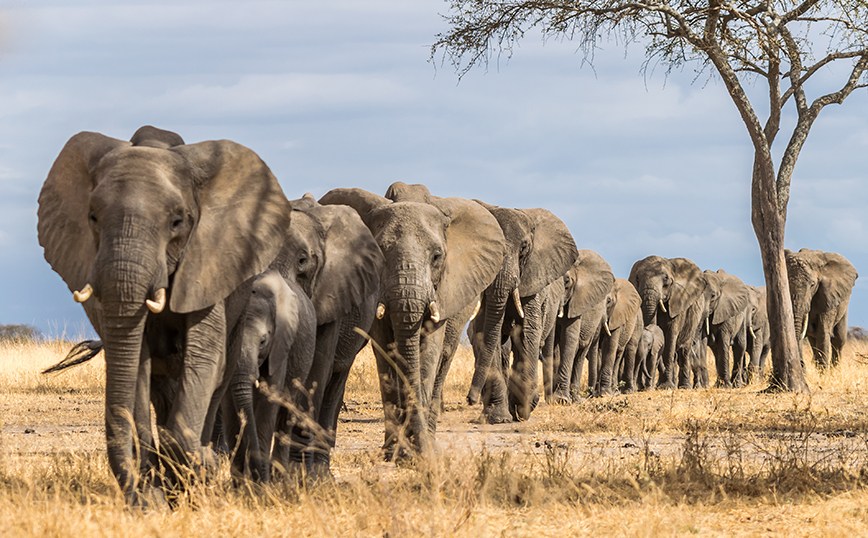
left=3, top=337, right=868, bottom=537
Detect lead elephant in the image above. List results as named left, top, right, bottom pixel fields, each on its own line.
left=786, top=248, right=858, bottom=368
left=320, top=184, right=504, bottom=458
left=628, top=256, right=707, bottom=389
left=551, top=250, right=614, bottom=404
left=37, top=126, right=291, bottom=503
left=268, top=194, right=383, bottom=478
left=222, top=270, right=316, bottom=482
left=466, top=202, right=578, bottom=423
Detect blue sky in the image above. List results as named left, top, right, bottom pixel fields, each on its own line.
left=0, top=1, right=865, bottom=338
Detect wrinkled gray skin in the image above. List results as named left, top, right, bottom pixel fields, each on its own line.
left=37, top=126, right=291, bottom=503
left=744, top=286, right=771, bottom=381
left=222, top=270, right=316, bottom=482
left=266, top=195, right=383, bottom=477
left=320, top=184, right=505, bottom=458
left=629, top=256, right=707, bottom=390
left=701, top=270, right=751, bottom=388
left=635, top=324, right=664, bottom=391
left=551, top=250, right=614, bottom=404
left=597, top=279, right=642, bottom=396
left=467, top=202, right=578, bottom=423
left=537, top=279, right=567, bottom=404
left=786, top=249, right=858, bottom=369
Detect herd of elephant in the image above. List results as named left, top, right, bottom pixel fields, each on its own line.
left=36, top=127, right=858, bottom=505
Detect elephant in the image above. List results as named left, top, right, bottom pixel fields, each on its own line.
left=635, top=324, right=664, bottom=391
left=37, top=126, right=291, bottom=503
left=551, top=250, right=614, bottom=404
left=466, top=202, right=578, bottom=423
left=319, top=183, right=505, bottom=458
left=744, top=286, right=771, bottom=381
left=701, top=270, right=751, bottom=388
left=785, top=248, right=858, bottom=369
left=267, top=194, right=383, bottom=478
left=222, top=269, right=316, bottom=482
left=628, top=256, right=708, bottom=390
left=597, top=279, right=642, bottom=396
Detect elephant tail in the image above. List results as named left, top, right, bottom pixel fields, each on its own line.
left=42, top=340, right=104, bottom=374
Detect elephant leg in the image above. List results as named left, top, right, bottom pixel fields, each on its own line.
left=731, top=327, right=748, bottom=387
left=710, top=335, right=732, bottom=389
left=586, top=337, right=600, bottom=396
left=508, top=295, right=544, bottom=421
left=430, top=309, right=471, bottom=430
left=830, top=315, right=848, bottom=368
left=134, top=348, right=161, bottom=498
left=540, top=320, right=557, bottom=404
left=658, top=323, right=678, bottom=390
left=553, top=318, right=580, bottom=403
left=164, top=303, right=226, bottom=480
left=596, top=330, right=619, bottom=397
left=293, top=321, right=339, bottom=471
left=621, top=331, right=640, bottom=394
left=481, top=327, right=514, bottom=424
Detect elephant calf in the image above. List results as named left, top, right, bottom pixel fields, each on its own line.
left=221, top=270, right=316, bottom=482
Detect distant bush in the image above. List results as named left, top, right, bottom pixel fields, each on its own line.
left=0, top=324, right=43, bottom=343
left=849, top=326, right=868, bottom=342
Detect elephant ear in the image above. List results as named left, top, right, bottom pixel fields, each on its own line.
left=169, top=140, right=292, bottom=314
left=301, top=204, right=384, bottom=324
left=431, top=197, right=505, bottom=320
left=37, top=132, right=130, bottom=295
left=712, top=272, right=751, bottom=325
left=609, top=278, right=641, bottom=330
left=668, top=258, right=706, bottom=317
left=566, top=250, right=614, bottom=319
left=816, top=252, right=858, bottom=311
left=290, top=192, right=319, bottom=212
left=384, top=182, right=434, bottom=204
left=518, top=208, right=579, bottom=297
left=319, top=188, right=391, bottom=231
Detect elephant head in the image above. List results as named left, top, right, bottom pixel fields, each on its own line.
left=37, top=126, right=291, bottom=496
left=703, top=270, right=750, bottom=326
left=320, top=185, right=505, bottom=452
left=467, top=202, right=579, bottom=417
left=563, top=250, right=615, bottom=320
left=628, top=256, right=706, bottom=327
left=785, top=248, right=858, bottom=341
left=274, top=193, right=384, bottom=325
left=605, top=278, right=642, bottom=334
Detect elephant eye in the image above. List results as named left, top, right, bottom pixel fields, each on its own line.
left=88, top=213, right=98, bottom=225
left=171, top=217, right=183, bottom=229
left=432, top=250, right=443, bottom=265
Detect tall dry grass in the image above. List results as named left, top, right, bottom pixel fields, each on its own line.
left=2, top=338, right=868, bottom=536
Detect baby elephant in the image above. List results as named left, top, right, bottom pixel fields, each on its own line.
left=635, top=324, right=664, bottom=391
left=223, top=269, right=316, bottom=482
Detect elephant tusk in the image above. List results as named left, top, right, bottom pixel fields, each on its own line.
left=558, top=304, right=564, bottom=319
left=749, top=326, right=756, bottom=339
left=468, top=298, right=481, bottom=322
left=706, top=318, right=710, bottom=334
left=429, top=301, right=441, bottom=323
left=604, top=321, right=611, bottom=336
left=73, top=284, right=93, bottom=303
left=658, top=299, right=667, bottom=313
left=513, top=288, right=525, bottom=319
left=800, top=314, right=809, bottom=339
left=145, top=288, right=166, bottom=314
left=376, top=303, right=386, bottom=320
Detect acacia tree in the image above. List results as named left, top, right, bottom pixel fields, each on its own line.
left=432, top=0, right=868, bottom=392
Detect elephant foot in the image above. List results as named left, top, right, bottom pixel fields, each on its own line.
left=482, top=408, right=513, bottom=424
left=551, top=391, right=572, bottom=405
left=714, top=379, right=732, bottom=389
left=657, top=380, right=677, bottom=390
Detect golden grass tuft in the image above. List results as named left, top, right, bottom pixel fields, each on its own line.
left=2, top=338, right=868, bottom=536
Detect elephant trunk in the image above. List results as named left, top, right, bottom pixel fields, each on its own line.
left=101, top=305, right=148, bottom=500
left=467, top=271, right=514, bottom=403
left=229, top=341, right=266, bottom=481
left=640, top=289, right=661, bottom=326
left=389, top=297, right=430, bottom=453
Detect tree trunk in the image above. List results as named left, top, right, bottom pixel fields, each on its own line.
left=751, top=158, right=809, bottom=393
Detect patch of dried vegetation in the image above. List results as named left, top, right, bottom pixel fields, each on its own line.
left=2, top=339, right=868, bottom=536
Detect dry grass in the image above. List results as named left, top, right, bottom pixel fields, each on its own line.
left=3, top=338, right=868, bottom=536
